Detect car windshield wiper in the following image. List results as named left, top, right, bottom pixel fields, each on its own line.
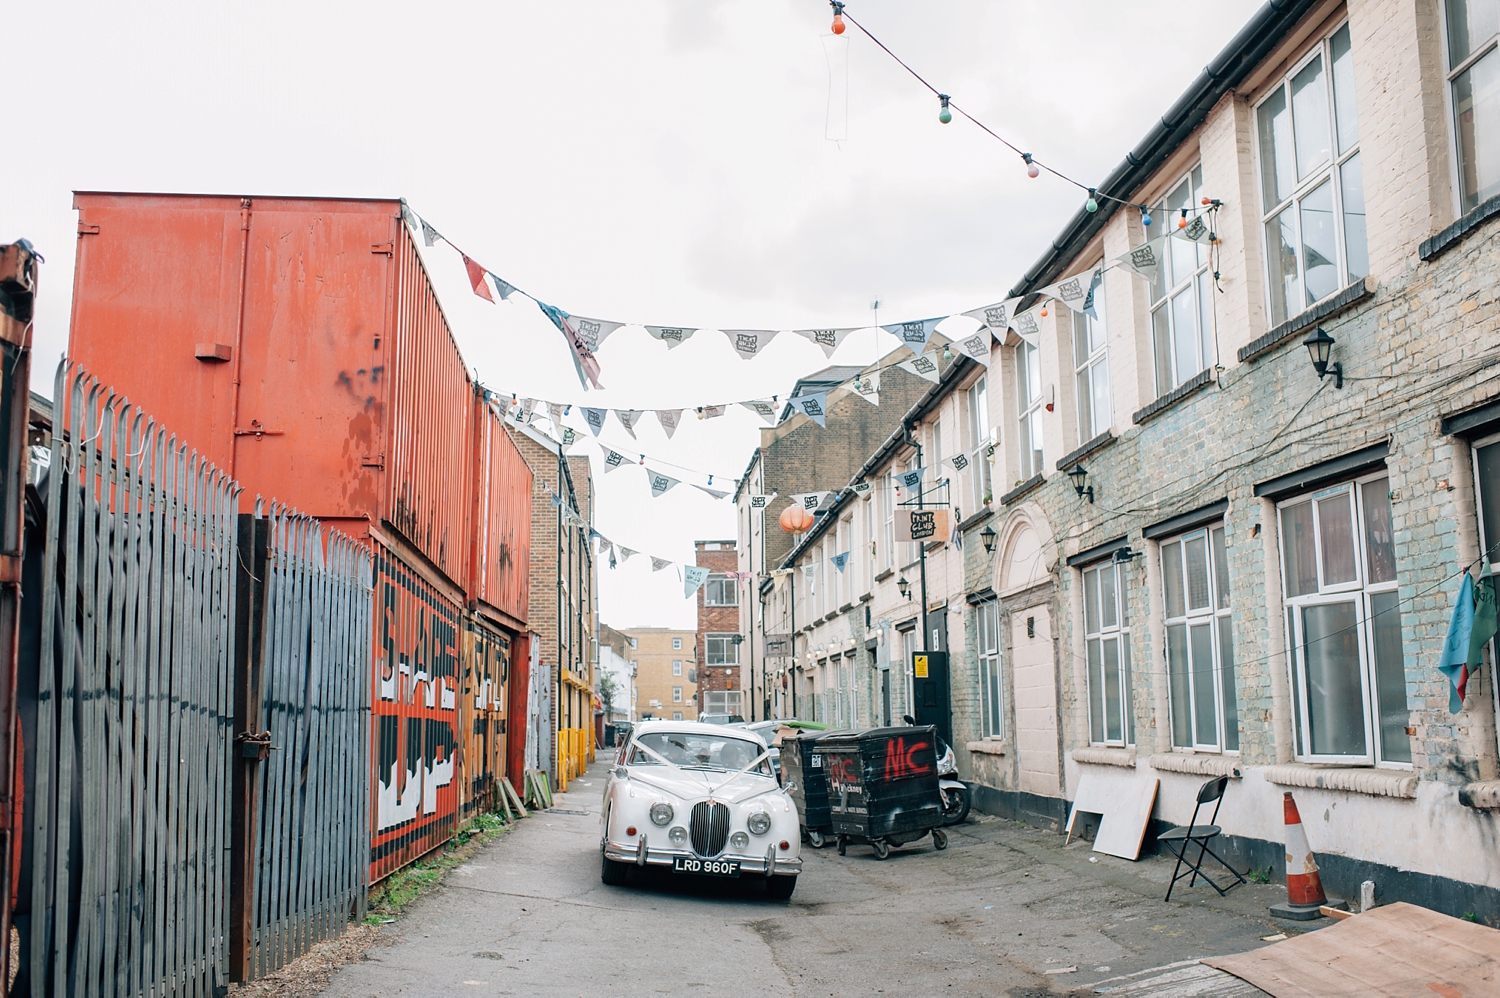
left=679, top=764, right=726, bottom=772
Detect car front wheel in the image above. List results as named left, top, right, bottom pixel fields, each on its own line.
left=601, top=849, right=631, bottom=886
left=766, top=874, right=797, bottom=900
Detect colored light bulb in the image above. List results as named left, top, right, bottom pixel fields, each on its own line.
left=1179, top=209, right=1188, bottom=229
left=1085, top=190, right=1098, bottom=213
left=938, top=95, right=952, bottom=124
left=942, top=345, right=953, bottom=361
left=1023, top=153, right=1039, bottom=179
left=832, top=12, right=845, bottom=33
left=1141, top=206, right=1153, bottom=226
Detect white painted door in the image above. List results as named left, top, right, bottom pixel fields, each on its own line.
left=1012, top=607, right=1060, bottom=799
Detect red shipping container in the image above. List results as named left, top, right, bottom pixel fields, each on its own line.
left=468, top=392, right=531, bottom=626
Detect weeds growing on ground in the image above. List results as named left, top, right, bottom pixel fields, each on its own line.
left=365, top=811, right=512, bottom=924
left=1247, top=866, right=1273, bottom=884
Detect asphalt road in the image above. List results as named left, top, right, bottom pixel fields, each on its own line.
left=321, top=763, right=1298, bottom=997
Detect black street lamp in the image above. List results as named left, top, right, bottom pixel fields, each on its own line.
left=980, top=524, right=998, bottom=554
left=897, top=575, right=911, bottom=600
left=1067, top=464, right=1095, bottom=504
left=1302, top=326, right=1344, bottom=388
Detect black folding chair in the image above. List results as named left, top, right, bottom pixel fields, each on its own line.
left=1160, top=775, right=1248, bottom=902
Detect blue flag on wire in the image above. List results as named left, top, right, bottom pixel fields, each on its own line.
left=1440, top=571, right=1476, bottom=712
left=830, top=551, right=850, bottom=573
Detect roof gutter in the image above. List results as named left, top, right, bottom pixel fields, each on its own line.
left=1007, top=0, right=1319, bottom=299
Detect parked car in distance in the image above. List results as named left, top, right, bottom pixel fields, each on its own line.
left=730, top=720, right=784, bottom=781
left=697, top=712, right=745, bottom=725
left=600, top=721, right=802, bottom=899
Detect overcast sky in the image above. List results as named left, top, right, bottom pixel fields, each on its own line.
left=6, top=1, right=1262, bottom=630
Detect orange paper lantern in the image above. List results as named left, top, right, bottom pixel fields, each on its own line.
left=779, top=504, right=814, bottom=533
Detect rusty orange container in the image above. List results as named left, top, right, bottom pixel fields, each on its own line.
left=468, top=392, right=532, bottom=626
left=459, top=614, right=510, bottom=820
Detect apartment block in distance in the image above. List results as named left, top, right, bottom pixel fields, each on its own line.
left=625, top=628, right=698, bottom=721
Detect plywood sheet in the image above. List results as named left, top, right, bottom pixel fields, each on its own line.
left=1203, top=902, right=1500, bottom=997
left=1064, top=770, right=1159, bottom=860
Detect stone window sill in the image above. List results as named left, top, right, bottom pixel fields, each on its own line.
left=1421, top=192, right=1500, bottom=260
left=1055, top=430, right=1116, bottom=473
left=1071, top=746, right=1136, bottom=769
left=958, top=506, right=993, bottom=532
left=966, top=739, right=1008, bottom=757
left=1001, top=473, right=1044, bottom=505
left=1235, top=277, right=1375, bottom=364
left=875, top=569, right=894, bottom=582
left=1261, top=763, right=1417, bottom=799
left=1132, top=368, right=1213, bottom=425
left=1148, top=752, right=1242, bottom=779
left=1458, top=780, right=1500, bottom=810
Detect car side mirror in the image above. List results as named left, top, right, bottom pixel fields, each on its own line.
left=782, top=782, right=797, bottom=795
left=902, top=714, right=916, bottom=725
left=614, top=766, right=628, bottom=778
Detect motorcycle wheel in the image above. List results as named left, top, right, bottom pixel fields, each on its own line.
left=808, top=829, right=826, bottom=849
left=941, top=785, right=973, bottom=826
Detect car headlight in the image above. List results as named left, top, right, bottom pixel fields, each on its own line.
left=731, top=831, right=750, bottom=850
left=747, top=810, right=772, bottom=835
left=669, top=826, right=688, bottom=844
left=649, top=801, right=675, bottom=826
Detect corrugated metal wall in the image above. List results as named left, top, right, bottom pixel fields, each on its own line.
left=472, top=394, right=532, bottom=623
left=459, top=616, right=509, bottom=821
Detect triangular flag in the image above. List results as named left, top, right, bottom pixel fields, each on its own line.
left=740, top=399, right=780, bottom=424
left=646, top=325, right=696, bottom=349
left=608, top=545, right=618, bottom=570
left=792, top=491, right=830, bottom=512
left=619, top=547, right=636, bottom=562
left=601, top=448, right=632, bottom=473
left=656, top=409, right=682, bottom=439
left=683, top=565, right=710, bottom=598
left=649, top=470, right=680, bottom=497
left=695, top=484, right=730, bottom=500
left=1115, top=236, right=1167, bottom=284
left=651, top=556, right=672, bottom=572
left=490, top=273, right=517, bottom=300
left=897, top=466, right=926, bottom=490
left=537, top=301, right=604, bottom=391
left=615, top=409, right=643, bottom=439
left=830, top=551, right=850, bottom=573
left=948, top=452, right=972, bottom=473
left=401, top=203, right=421, bottom=235
left=881, top=317, right=944, bottom=351
left=549, top=489, right=563, bottom=508
left=581, top=407, right=607, bottom=436
left=794, top=327, right=861, bottom=358
left=962, top=298, right=1021, bottom=334
left=1083, top=269, right=1104, bottom=320
left=787, top=391, right=828, bottom=427
left=420, top=219, right=443, bottom=247
left=570, top=316, right=624, bottom=353
left=520, top=398, right=538, bottom=419
left=849, top=371, right=880, bottom=406
left=547, top=402, right=564, bottom=426
left=699, top=405, right=726, bottom=420
left=956, top=329, right=991, bottom=362
left=1012, top=307, right=1043, bottom=344
left=850, top=482, right=872, bottom=497
left=749, top=493, right=775, bottom=509
left=1441, top=572, right=1476, bottom=712
left=463, top=255, right=495, bottom=303
left=1041, top=266, right=1099, bottom=313
left=900, top=352, right=942, bottom=383
left=722, top=328, right=780, bottom=360
left=1175, top=214, right=1210, bottom=243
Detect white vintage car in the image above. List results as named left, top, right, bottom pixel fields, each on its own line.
left=600, top=720, right=802, bottom=898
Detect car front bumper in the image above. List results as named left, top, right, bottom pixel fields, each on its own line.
left=603, top=836, right=803, bottom=875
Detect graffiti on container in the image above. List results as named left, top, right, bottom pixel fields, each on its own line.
left=462, top=619, right=510, bottom=816
left=828, top=755, right=861, bottom=795
left=882, top=736, right=933, bottom=782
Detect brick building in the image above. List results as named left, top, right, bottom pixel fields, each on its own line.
left=623, top=627, right=698, bottom=721
left=694, top=540, right=743, bottom=719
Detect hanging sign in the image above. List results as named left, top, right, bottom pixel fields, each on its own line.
left=764, top=634, right=794, bottom=658
left=896, top=508, right=949, bottom=543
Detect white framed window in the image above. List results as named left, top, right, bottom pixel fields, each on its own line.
left=1256, top=21, right=1367, bottom=327
left=1082, top=560, right=1133, bottom=746
left=1072, top=271, right=1111, bottom=440
left=672, top=660, right=683, bottom=676
left=899, top=626, right=919, bottom=717
left=1016, top=339, right=1045, bottom=479
left=864, top=493, right=876, bottom=592
left=672, top=686, right=683, bottom=703
left=1149, top=167, right=1214, bottom=394
left=704, top=574, right=738, bottom=606
left=813, top=543, right=825, bottom=616
left=1445, top=1, right=1500, bottom=213
left=1278, top=473, right=1409, bottom=765
left=882, top=471, right=896, bottom=569
left=977, top=600, right=1004, bottom=738
left=835, top=515, right=852, bottom=607
left=672, top=637, right=682, bottom=650
left=705, top=690, right=742, bottom=715
left=1161, top=525, right=1239, bottom=752
left=966, top=377, right=993, bottom=508
left=706, top=633, right=740, bottom=666
left=672, top=711, right=684, bottom=721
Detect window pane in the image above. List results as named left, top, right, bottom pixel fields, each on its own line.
left=1084, top=568, right=1100, bottom=634
left=1288, top=607, right=1305, bottom=756
left=1258, top=85, right=1294, bottom=208
left=1291, top=54, right=1332, bottom=179
left=1266, top=207, right=1299, bottom=326
left=1302, top=601, right=1367, bottom=757
left=1122, top=639, right=1134, bottom=744
left=1219, top=620, right=1240, bottom=751
left=1370, top=591, right=1411, bottom=764
left=1025, top=343, right=1041, bottom=401
left=1088, top=639, right=1104, bottom=743
left=1448, top=0, right=1500, bottom=67
left=1076, top=367, right=1094, bottom=443
left=1119, top=566, right=1130, bottom=626
left=1198, top=270, right=1215, bottom=373
left=1185, top=534, right=1211, bottom=611
left=1453, top=49, right=1500, bottom=213
left=1073, top=309, right=1091, bottom=366
left=1317, top=491, right=1358, bottom=585
left=1172, top=288, right=1199, bottom=384
left=1192, top=622, right=1218, bottom=747
left=1163, top=541, right=1185, bottom=617
left=1168, top=180, right=1198, bottom=283
left=1100, top=564, right=1118, bottom=629
left=1090, top=358, right=1111, bottom=437
left=1212, top=526, right=1231, bottom=610
left=1340, top=153, right=1369, bottom=283
left=1167, top=623, right=1192, bottom=747
left=1361, top=478, right=1397, bottom=583
left=1152, top=305, right=1174, bottom=393
left=1281, top=500, right=1319, bottom=596
left=1330, top=24, right=1359, bottom=154
left=1103, top=638, right=1122, bottom=743
left=1478, top=442, right=1500, bottom=558
left=1300, top=180, right=1339, bottom=305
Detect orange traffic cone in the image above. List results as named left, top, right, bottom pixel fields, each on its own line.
left=1269, top=791, right=1348, bottom=920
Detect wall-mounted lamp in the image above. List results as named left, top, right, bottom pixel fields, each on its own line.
left=1302, top=326, right=1344, bottom=388
left=897, top=575, right=911, bottom=600
left=1067, top=464, right=1095, bottom=504
left=979, top=524, right=998, bottom=554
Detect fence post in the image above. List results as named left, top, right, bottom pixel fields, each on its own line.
left=229, top=513, right=270, bottom=981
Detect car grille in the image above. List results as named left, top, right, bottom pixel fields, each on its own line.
left=690, top=800, right=730, bottom=857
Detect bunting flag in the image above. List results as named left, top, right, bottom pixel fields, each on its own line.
left=1116, top=237, right=1167, bottom=283
left=830, top=551, right=850, bottom=573
left=1040, top=266, right=1099, bottom=313
left=699, top=405, right=726, bottom=420
left=520, top=398, right=538, bottom=419
left=491, top=273, right=516, bottom=300
left=1083, top=269, right=1103, bottom=320
left=1441, top=572, right=1477, bottom=712
left=795, top=326, right=861, bottom=358
left=601, top=448, right=632, bottom=473
left=787, top=391, right=829, bottom=427
left=548, top=402, right=564, bottom=426
left=615, top=409, right=643, bottom=439
left=651, top=556, right=672, bottom=572
left=897, top=466, right=926, bottom=491
left=649, top=471, right=680, bottom=497
left=537, top=301, right=604, bottom=391
left=549, top=489, right=563, bottom=508
left=963, top=298, right=1021, bottom=334
left=463, top=255, right=495, bottom=302
left=582, top=407, right=607, bottom=436
left=849, top=482, right=873, bottom=497
left=1012, top=307, right=1043, bottom=343
left=656, top=409, right=682, bottom=439
left=571, top=316, right=624, bottom=353
left=956, top=329, right=991, bottom=362
left=748, top=493, right=775, bottom=509
left=647, top=325, right=696, bottom=349
left=948, top=451, right=972, bottom=474
left=695, top=484, right=730, bottom=500
left=421, top=219, right=443, bottom=248
left=608, top=545, right=618, bottom=569
left=740, top=399, right=780, bottom=424
left=723, top=329, right=780, bottom=361
left=619, top=547, right=636, bottom=562
left=900, top=352, right=942, bottom=384
left=850, top=371, right=880, bottom=406
left=1177, top=214, right=1210, bottom=243
left=882, top=317, right=944, bottom=351
left=792, top=491, right=831, bottom=512
left=683, top=565, right=710, bottom=597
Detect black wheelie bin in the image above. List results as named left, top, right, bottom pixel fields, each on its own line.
left=821, top=725, right=948, bottom=859
left=780, top=729, right=846, bottom=847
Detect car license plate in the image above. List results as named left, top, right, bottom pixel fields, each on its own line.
left=673, top=856, right=740, bottom=877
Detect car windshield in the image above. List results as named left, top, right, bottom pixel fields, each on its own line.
left=629, top=732, right=770, bottom=775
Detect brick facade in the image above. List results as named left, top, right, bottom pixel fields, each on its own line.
left=695, top=541, right=742, bottom=717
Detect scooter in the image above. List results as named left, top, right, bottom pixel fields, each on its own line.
left=904, top=716, right=972, bottom=826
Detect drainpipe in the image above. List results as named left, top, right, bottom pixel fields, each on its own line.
left=902, top=423, right=930, bottom=655
left=227, top=198, right=252, bottom=476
